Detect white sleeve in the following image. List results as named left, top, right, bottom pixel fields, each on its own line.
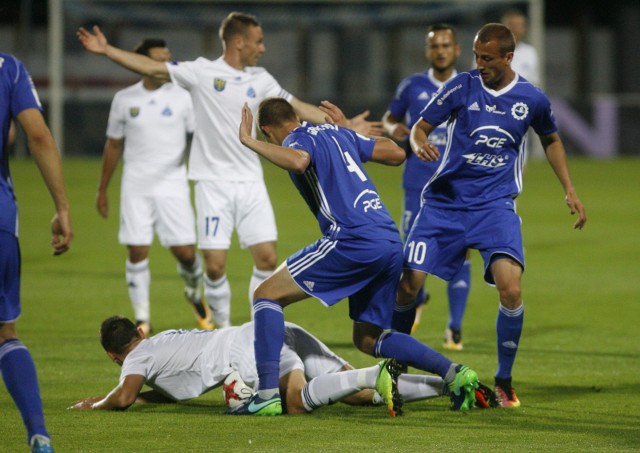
left=105, top=93, right=125, bottom=139
left=185, top=96, right=196, bottom=133
left=263, top=70, right=292, bottom=101
left=119, top=349, right=153, bottom=383
left=167, top=60, right=198, bottom=91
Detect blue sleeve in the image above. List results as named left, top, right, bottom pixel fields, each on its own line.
left=420, top=74, right=466, bottom=127
left=530, top=93, right=558, bottom=136
left=342, top=128, right=375, bottom=163
left=283, top=131, right=315, bottom=158
left=9, top=56, right=42, bottom=117
left=387, top=77, right=411, bottom=119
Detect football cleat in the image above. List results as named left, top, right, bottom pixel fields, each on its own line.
left=135, top=320, right=152, bottom=337
left=474, top=382, right=499, bottom=409
left=443, top=328, right=464, bottom=351
left=375, top=359, right=404, bottom=417
left=495, top=382, right=521, bottom=408
left=448, top=365, right=478, bottom=411
left=30, top=435, right=54, bottom=453
left=225, top=392, right=282, bottom=416
left=184, top=287, right=214, bottom=330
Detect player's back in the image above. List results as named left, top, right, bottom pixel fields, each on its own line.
left=284, top=122, right=400, bottom=243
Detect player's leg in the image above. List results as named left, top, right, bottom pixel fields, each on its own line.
left=237, top=181, right=278, bottom=318
left=247, top=241, right=277, bottom=319
left=490, top=256, right=524, bottom=407
left=126, top=245, right=151, bottom=334
left=444, top=249, right=472, bottom=350
left=119, top=195, right=154, bottom=332
left=394, top=269, right=427, bottom=334
left=202, top=249, right=231, bottom=328
left=194, top=181, right=235, bottom=328
left=226, top=263, right=307, bottom=415
left=0, top=232, right=52, bottom=449
left=156, top=188, right=211, bottom=329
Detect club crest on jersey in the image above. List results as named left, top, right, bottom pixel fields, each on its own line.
left=129, top=107, right=140, bottom=117
left=161, top=106, right=173, bottom=116
left=511, top=102, right=529, bottom=120
left=247, top=86, right=256, bottom=98
left=214, top=78, right=226, bottom=92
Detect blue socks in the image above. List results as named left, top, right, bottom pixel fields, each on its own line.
left=391, top=300, right=416, bottom=334
left=447, top=260, right=471, bottom=331
left=253, top=298, right=284, bottom=392
left=374, top=331, right=452, bottom=378
left=0, top=339, right=49, bottom=442
left=495, top=303, right=524, bottom=379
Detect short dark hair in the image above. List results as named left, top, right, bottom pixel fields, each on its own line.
left=219, top=12, right=260, bottom=43
left=100, top=316, right=140, bottom=355
left=475, top=23, right=515, bottom=55
left=133, top=38, right=167, bottom=57
left=426, top=23, right=458, bottom=43
left=257, top=97, right=297, bottom=132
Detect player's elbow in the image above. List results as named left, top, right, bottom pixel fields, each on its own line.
left=290, top=152, right=311, bottom=174
left=372, top=138, right=406, bottom=166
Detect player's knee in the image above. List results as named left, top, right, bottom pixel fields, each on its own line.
left=0, top=323, right=17, bottom=342
left=254, top=253, right=277, bottom=271
left=498, top=284, right=522, bottom=308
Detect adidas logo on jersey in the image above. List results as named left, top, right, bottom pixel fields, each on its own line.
left=468, top=102, right=480, bottom=111
left=303, top=280, right=315, bottom=291
left=418, top=91, right=431, bottom=100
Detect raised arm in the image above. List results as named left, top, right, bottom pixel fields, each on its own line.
left=96, top=138, right=124, bottom=218
left=239, top=103, right=310, bottom=174
left=16, top=108, right=73, bottom=256
left=539, top=132, right=587, bottom=230
left=410, top=118, right=440, bottom=162
left=294, top=99, right=384, bottom=136
left=77, top=26, right=170, bottom=81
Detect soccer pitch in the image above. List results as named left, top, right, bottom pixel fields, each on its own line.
left=2, top=157, right=639, bottom=451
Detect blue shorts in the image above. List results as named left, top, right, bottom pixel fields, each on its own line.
left=0, top=231, right=21, bottom=323
left=401, top=187, right=422, bottom=239
left=404, top=206, right=524, bottom=285
left=286, top=237, right=403, bottom=329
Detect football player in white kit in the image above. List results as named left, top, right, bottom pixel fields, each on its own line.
left=68, top=316, right=499, bottom=414
left=97, top=39, right=210, bottom=334
left=78, top=13, right=382, bottom=329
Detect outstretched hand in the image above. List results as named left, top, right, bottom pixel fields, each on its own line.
left=77, top=25, right=109, bottom=55
left=68, top=396, right=102, bottom=410
left=319, top=100, right=384, bottom=136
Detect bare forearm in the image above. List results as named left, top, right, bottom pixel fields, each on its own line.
left=242, top=137, right=309, bottom=173
left=98, top=140, right=123, bottom=192
left=27, top=131, right=70, bottom=213
left=104, top=45, right=170, bottom=81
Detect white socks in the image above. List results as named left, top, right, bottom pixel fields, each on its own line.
left=302, top=365, right=444, bottom=412
left=248, top=267, right=272, bottom=319
left=204, top=274, right=231, bottom=328
left=126, top=258, right=150, bottom=322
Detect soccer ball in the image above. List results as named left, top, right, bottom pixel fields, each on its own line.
left=222, top=370, right=254, bottom=409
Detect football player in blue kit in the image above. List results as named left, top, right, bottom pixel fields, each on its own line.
left=227, top=97, right=489, bottom=416
left=383, top=24, right=471, bottom=348
left=1, top=52, right=73, bottom=453
left=397, top=23, right=587, bottom=407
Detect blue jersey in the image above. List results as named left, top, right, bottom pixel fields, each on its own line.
left=283, top=122, right=401, bottom=243
left=419, top=70, right=557, bottom=210
left=387, top=69, right=455, bottom=190
left=0, top=53, right=42, bottom=236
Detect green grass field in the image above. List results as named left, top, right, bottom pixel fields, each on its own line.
left=2, top=156, right=639, bottom=452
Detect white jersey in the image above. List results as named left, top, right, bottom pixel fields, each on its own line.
left=106, top=81, right=195, bottom=195
left=119, top=322, right=346, bottom=401
left=167, top=56, right=292, bottom=182
left=511, top=41, right=539, bottom=86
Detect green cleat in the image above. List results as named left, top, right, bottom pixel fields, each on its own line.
left=376, top=359, right=404, bottom=416
left=225, top=393, right=282, bottom=416
left=448, top=365, right=479, bottom=411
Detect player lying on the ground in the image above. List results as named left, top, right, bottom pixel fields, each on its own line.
left=68, top=316, right=496, bottom=413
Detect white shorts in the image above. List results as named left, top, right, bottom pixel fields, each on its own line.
left=118, top=183, right=196, bottom=247
left=194, top=180, right=277, bottom=250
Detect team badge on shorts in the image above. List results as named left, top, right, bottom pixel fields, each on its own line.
left=129, top=107, right=140, bottom=117
left=214, top=78, right=226, bottom=92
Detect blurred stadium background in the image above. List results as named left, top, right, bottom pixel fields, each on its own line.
left=2, top=0, right=639, bottom=160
